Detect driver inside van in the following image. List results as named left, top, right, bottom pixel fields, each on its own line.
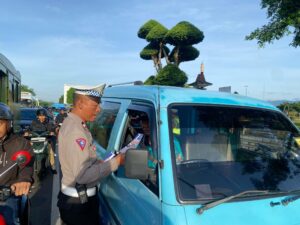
left=171, top=111, right=184, bottom=163
left=139, top=114, right=184, bottom=166
left=139, top=115, right=157, bottom=169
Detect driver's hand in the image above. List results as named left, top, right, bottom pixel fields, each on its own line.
left=11, top=182, right=31, bottom=196
left=50, top=132, right=55, bottom=136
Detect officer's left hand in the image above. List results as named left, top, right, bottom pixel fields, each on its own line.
left=115, top=153, right=125, bottom=166
left=10, top=182, right=31, bottom=196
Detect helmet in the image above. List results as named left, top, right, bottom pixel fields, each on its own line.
left=36, top=108, right=47, bottom=116
left=0, top=103, right=13, bottom=120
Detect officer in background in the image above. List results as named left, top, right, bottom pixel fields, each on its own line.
left=0, top=103, right=34, bottom=225
left=57, top=84, right=125, bottom=225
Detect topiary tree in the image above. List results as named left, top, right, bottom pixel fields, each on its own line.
left=138, top=20, right=160, bottom=39
left=155, top=64, right=187, bottom=87
left=169, top=46, right=200, bottom=66
left=137, top=20, right=204, bottom=86
left=144, top=75, right=157, bottom=85
left=140, top=43, right=170, bottom=72
left=165, top=21, right=204, bottom=66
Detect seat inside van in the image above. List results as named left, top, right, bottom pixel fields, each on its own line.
left=182, top=128, right=233, bottom=162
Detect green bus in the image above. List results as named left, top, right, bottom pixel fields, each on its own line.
left=0, top=53, right=21, bottom=106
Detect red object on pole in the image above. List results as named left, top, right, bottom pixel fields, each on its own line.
left=0, top=214, right=7, bottom=225
left=11, top=150, right=31, bottom=166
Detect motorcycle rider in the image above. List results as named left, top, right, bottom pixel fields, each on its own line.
left=28, top=108, right=57, bottom=174
left=55, top=108, right=68, bottom=135
left=0, top=103, right=34, bottom=225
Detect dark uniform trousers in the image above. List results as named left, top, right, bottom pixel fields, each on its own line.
left=57, top=192, right=101, bottom=225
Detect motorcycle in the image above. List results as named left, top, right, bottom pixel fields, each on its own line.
left=0, top=151, right=32, bottom=225
left=27, top=131, right=54, bottom=183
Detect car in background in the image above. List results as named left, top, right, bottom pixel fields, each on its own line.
left=14, top=107, right=54, bottom=134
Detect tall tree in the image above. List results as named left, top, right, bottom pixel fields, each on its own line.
left=246, top=0, right=300, bottom=47
left=66, top=88, right=75, bottom=104
left=21, top=85, right=36, bottom=96
left=138, top=20, right=204, bottom=86
left=59, top=95, right=64, bottom=103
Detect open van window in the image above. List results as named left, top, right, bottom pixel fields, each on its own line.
left=121, top=109, right=159, bottom=195
left=90, top=101, right=120, bottom=150
left=169, top=105, right=300, bottom=203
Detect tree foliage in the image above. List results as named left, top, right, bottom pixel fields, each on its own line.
left=246, top=0, right=300, bottom=47
left=169, top=46, right=200, bottom=65
left=21, top=85, right=36, bottom=96
left=138, top=20, right=160, bottom=39
left=165, top=21, right=204, bottom=46
left=66, top=88, right=75, bottom=104
left=155, top=64, right=187, bottom=87
left=144, top=75, right=156, bottom=85
left=278, top=102, right=300, bottom=112
left=59, top=95, right=64, bottom=103
left=39, top=100, right=53, bottom=107
left=137, top=19, right=204, bottom=86
left=146, top=24, right=168, bottom=43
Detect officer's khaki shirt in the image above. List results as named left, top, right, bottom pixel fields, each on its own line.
left=58, top=112, right=118, bottom=188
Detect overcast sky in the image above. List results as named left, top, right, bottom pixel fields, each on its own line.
left=0, top=0, right=299, bottom=102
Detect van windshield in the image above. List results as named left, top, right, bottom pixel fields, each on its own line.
left=169, top=105, right=300, bottom=202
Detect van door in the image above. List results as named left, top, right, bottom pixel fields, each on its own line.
left=100, top=103, right=162, bottom=225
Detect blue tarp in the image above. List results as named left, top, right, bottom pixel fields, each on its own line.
left=51, top=103, right=66, bottom=109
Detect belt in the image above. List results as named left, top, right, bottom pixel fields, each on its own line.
left=61, top=184, right=96, bottom=197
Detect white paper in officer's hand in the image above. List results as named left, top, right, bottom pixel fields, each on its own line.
left=103, top=133, right=144, bottom=162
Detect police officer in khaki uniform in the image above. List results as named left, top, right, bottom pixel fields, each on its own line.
left=57, top=84, right=124, bottom=225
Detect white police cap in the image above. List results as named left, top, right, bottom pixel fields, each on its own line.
left=74, top=84, right=106, bottom=98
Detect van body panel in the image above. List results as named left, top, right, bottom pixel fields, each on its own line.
left=100, top=174, right=161, bottom=225
left=104, top=85, right=279, bottom=111
left=95, top=85, right=300, bottom=225
left=183, top=196, right=300, bottom=225
left=161, top=203, right=187, bottom=225
left=159, top=87, right=279, bottom=111
left=104, top=86, right=159, bottom=106
left=159, top=107, right=178, bottom=205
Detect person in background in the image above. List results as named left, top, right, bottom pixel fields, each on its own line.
left=57, top=84, right=125, bottom=225
left=55, top=108, right=68, bottom=125
left=0, top=103, right=34, bottom=225
left=55, top=108, right=68, bottom=135
left=28, top=108, right=57, bottom=174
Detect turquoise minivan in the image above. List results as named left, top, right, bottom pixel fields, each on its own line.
left=89, top=85, right=300, bottom=225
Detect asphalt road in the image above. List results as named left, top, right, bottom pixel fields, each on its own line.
left=29, top=157, right=60, bottom=225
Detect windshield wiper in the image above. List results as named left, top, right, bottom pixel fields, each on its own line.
left=270, top=194, right=300, bottom=207
left=197, top=190, right=269, bottom=215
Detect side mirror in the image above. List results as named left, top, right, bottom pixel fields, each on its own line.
left=11, top=151, right=31, bottom=166
left=125, top=149, right=148, bottom=180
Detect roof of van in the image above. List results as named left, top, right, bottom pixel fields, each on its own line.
left=103, top=85, right=279, bottom=111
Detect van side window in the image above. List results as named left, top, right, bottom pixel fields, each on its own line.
left=90, top=101, right=120, bottom=149
left=121, top=109, right=159, bottom=196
